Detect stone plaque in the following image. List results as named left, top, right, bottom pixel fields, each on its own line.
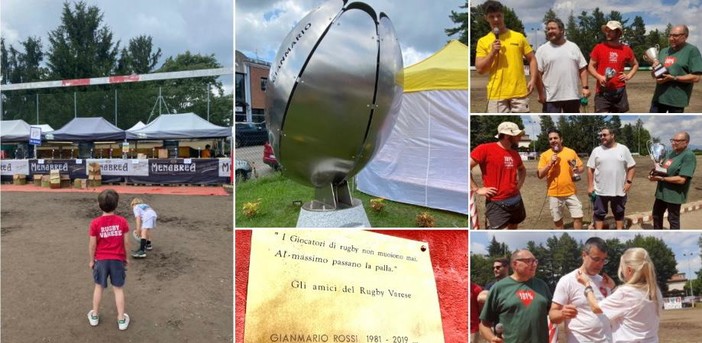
left=244, top=230, right=445, bottom=343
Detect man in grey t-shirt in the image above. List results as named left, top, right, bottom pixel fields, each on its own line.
left=536, top=18, right=590, bottom=113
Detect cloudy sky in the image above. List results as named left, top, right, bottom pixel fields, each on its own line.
left=1, top=0, right=233, bottom=92
left=470, top=231, right=702, bottom=282
left=481, top=0, right=702, bottom=51
left=235, top=0, right=467, bottom=67
left=520, top=114, right=702, bottom=150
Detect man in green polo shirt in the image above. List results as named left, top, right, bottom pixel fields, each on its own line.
left=479, top=249, right=552, bottom=343
left=648, top=131, right=697, bottom=229
left=649, top=25, right=702, bottom=112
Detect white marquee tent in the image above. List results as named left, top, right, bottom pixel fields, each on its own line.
left=357, top=40, right=468, bottom=215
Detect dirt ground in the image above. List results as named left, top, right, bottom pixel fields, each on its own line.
left=470, top=70, right=702, bottom=113
left=555, top=306, right=702, bottom=342
left=471, top=155, right=702, bottom=229
left=1, top=191, right=233, bottom=342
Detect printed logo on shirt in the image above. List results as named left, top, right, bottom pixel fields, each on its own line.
left=664, top=159, right=673, bottom=168
left=516, top=289, right=535, bottom=307
left=504, top=156, right=515, bottom=168
left=608, top=51, right=619, bottom=63
left=99, top=225, right=123, bottom=238
left=599, top=286, right=609, bottom=297
left=664, top=56, right=676, bottom=68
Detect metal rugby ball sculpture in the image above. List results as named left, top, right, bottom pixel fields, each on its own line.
left=265, top=0, right=403, bottom=227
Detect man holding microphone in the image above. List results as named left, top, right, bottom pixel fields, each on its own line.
left=537, top=128, right=585, bottom=229
left=475, top=0, right=542, bottom=112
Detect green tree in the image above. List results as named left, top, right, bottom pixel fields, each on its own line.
left=445, top=2, right=468, bottom=45
left=116, top=35, right=162, bottom=75
left=536, top=115, right=556, bottom=152
left=602, top=238, right=627, bottom=280
left=470, top=253, right=494, bottom=287
left=470, top=3, right=525, bottom=65
left=627, top=16, right=647, bottom=65
left=154, top=51, right=230, bottom=126
left=487, top=236, right=511, bottom=257
left=542, top=9, right=558, bottom=26
left=543, top=233, right=581, bottom=290
left=470, top=115, right=523, bottom=149
left=46, top=1, right=119, bottom=79
left=608, top=115, right=622, bottom=135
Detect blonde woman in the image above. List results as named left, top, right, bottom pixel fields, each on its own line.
left=576, top=247, right=662, bottom=343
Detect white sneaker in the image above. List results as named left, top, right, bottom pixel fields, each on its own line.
left=118, top=313, right=130, bottom=331
left=87, top=310, right=99, bottom=326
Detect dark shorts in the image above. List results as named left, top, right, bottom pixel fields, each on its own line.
left=593, top=195, right=627, bottom=221
left=543, top=100, right=581, bottom=113
left=93, top=259, right=126, bottom=288
left=595, top=88, right=629, bottom=113
left=485, top=194, right=526, bottom=229
left=649, top=101, right=685, bottom=113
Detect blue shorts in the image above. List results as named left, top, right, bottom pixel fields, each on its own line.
left=93, top=259, right=126, bottom=288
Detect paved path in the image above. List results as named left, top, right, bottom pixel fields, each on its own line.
left=627, top=199, right=702, bottom=229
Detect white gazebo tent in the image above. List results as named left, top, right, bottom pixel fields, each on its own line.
left=356, top=40, right=468, bottom=214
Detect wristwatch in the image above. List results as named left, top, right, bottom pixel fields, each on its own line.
left=626, top=180, right=633, bottom=184
left=674, top=76, right=679, bottom=81
left=582, top=85, right=589, bottom=89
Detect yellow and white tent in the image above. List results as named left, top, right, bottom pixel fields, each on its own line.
left=357, top=40, right=468, bottom=215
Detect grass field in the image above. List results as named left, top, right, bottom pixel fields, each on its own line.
left=470, top=70, right=702, bottom=113
left=235, top=173, right=468, bottom=227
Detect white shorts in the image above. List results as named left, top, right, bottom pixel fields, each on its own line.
left=549, top=195, right=584, bottom=222
left=141, top=216, right=157, bottom=230
left=486, top=97, right=530, bottom=113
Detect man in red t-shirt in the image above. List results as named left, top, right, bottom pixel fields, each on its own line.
left=88, top=189, right=131, bottom=330
left=588, top=21, right=639, bottom=113
left=470, top=282, right=484, bottom=342
left=470, top=121, right=527, bottom=229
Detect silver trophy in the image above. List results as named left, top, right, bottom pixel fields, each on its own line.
left=568, top=159, right=581, bottom=181
left=647, top=141, right=668, bottom=176
left=643, top=45, right=668, bottom=78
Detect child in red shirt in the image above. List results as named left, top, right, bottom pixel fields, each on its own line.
left=88, top=189, right=131, bottom=330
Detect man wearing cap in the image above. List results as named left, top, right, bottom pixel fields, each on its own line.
left=470, top=121, right=527, bottom=229
left=536, top=18, right=590, bottom=113
left=587, top=127, right=636, bottom=230
left=588, top=21, right=639, bottom=113
left=647, top=131, right=697, bottom=229
left=649, top=25, right=702, bottom=113
left=537, top=128, right=585, bottom=229
left=475, top=0, right=542, bottom=113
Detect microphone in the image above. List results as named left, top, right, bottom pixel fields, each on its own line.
left=495, top=323, right=504, bottom=338
left=492, top=27, right=500, bottom=40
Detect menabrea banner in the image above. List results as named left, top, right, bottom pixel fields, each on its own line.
left=1, top=158, right=231, bottom=185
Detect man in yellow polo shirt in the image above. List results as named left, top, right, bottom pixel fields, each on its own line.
left=475, top=0, right=542, bottom=112
left=537, top=128, right=585, bottom=229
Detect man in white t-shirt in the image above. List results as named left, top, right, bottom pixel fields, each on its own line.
left=549, top=237, right=614, bottom=342
left=587, top=127, right=636, bottom=229
left=536, top=18, right=590, bottom=113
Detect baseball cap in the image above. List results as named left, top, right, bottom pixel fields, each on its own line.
left=495, top=122, right=524, bottom=138
left=602, top=21, right=623, bottom=33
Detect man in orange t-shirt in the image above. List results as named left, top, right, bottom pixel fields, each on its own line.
left=537, top=128, right=585, bottom=229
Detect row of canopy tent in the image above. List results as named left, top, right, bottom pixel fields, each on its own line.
left=0, top=113, right=232, bottom=142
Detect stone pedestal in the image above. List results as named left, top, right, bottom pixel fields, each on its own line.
left=296, top=198, right=371, bottom=228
